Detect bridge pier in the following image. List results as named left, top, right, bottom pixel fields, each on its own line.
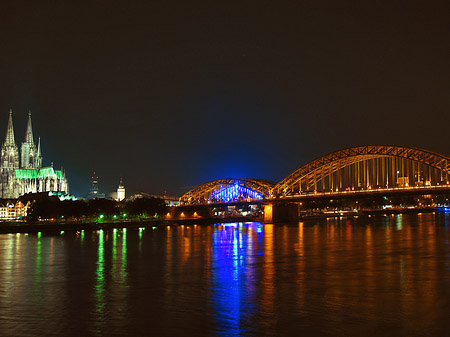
left=264, top=203, right=299, bottom=223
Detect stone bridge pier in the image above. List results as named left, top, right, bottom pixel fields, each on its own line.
left=264, top=203, right=299, bottom=223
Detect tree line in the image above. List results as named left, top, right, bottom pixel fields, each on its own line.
left=28, top=197, right=168, bottom=221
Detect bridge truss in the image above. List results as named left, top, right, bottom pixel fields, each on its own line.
left=274, top=145, right=450, bottom=196
left=180, top=178, right=275, bottom=204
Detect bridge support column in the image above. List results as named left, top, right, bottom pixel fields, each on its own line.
left=264, top=203, right=299, bottom=224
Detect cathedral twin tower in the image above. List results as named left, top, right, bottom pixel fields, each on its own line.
left=0, top=110, right=68, bottom=198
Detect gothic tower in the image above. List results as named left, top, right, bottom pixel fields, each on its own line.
left=117, top=178, right=125, bottom=201
left=36, top=136, right=42, bottom=169
left=0, top=110, right=20, bottom=198
left=21, top=111, right=38, bottom=169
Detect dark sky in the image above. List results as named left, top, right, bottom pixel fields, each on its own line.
left=0, top=1, right=449, bottom=198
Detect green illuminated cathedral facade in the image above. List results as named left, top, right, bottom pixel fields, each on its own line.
left=0, top=110, right=69, bottom=198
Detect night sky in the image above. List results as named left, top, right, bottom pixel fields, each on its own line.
left=1, top=1, right=449, bottom=198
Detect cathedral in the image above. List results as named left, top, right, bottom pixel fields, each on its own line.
left=0, top=110, right=69, bottom=198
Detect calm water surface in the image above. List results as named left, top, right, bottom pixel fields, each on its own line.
left=1, top=213, right=450, bottom=336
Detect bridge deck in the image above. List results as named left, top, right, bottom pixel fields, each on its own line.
left=180, top=184, right=450, bottom=207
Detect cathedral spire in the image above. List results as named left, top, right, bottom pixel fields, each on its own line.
left=37, top=136, right=41, bottom=156
left=4, top=109, right=16, bottom=147
left=35, top=136, right=42, bottom=169
left=24, top=110, right=34, bottom=146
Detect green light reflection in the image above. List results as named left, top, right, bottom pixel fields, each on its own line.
left=121, top=228, right=127, bottom=283
left=34, top=233, right=42, bottom=286
left=112, top=229, right=117, bottom=275
left=95, top=230, right=106, bottom=320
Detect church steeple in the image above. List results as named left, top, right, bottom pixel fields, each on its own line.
left=20, top=110, right=37, bottom=169
left=4, top=109, right=16, bottom=147
left=37, top=136, right=41, bottom=157
left=24, top=111, right=34, bottom=146
left=36, top=136, right=42, bottom=168
left=1, top=109, right=20, bottom=198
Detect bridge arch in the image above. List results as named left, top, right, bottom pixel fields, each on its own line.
left=274, top=145, right=450, bottom=196
left=180, top=178, right=276, bottom=204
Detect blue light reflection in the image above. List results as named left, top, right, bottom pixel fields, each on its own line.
left=211, top=222, right=263, bottom=336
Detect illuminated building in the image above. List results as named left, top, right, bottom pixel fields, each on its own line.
left=0, top=200, right=29, bottom=219
left=13, top=200, right=26, bottom=217
left=0, top=110, right=69, bottom=198
left=89, top=170, right=105, bottom=198
left=0, top=203, right=7, bottom=218
left=117, top=178, right=125, bottom=201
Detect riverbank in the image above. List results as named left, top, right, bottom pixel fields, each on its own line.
left=0, top=208, right=445, bottom=234
left=0, top=220, right=160, bottom=234
left=0, top=216, right=261, bottom=234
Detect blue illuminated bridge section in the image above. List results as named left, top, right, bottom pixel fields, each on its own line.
left=180, top=179, right=276, bottom=204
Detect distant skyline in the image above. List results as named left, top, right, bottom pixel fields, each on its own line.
left=1, top=1, right=449, bottom=198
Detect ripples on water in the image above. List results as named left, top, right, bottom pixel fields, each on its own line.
left=0, top=213, right=449, bottom=336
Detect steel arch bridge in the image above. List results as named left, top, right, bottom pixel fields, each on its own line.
left=180, top=178, right=276, bottom=204
left=274, top=145, right=450, bottom=196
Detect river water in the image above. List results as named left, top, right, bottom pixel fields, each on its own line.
left=0, top=213, right=449, bottom=336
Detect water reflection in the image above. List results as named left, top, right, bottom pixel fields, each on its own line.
left=121, top=228, right=128, bottom=284
left=94, top=230, right=106, bottom=328
left=0, top=216, right=449, bottom=336
left=211, top=223, right=262, bottom=335
left=34, top=233, right=42, bottom=296
left=296, top=223, right=306, bottom=314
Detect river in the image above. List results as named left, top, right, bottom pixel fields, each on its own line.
left=0, top=213, right=449, bottom=336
